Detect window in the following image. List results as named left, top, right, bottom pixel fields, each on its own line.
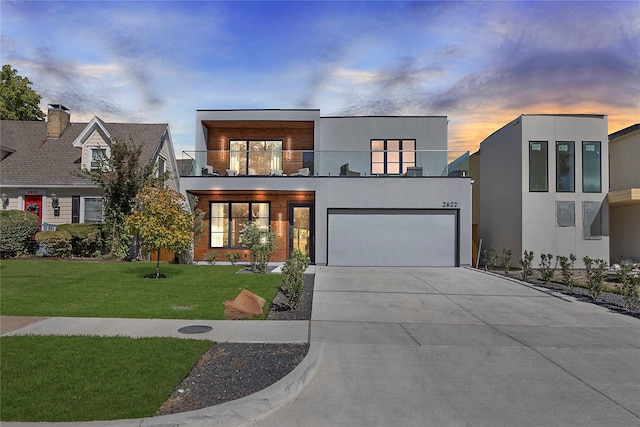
left=229, top=140, right=282, bottom=175
left=371, top=139, right=415, bottom=175
left=157, top=156, right=166, bottom=178
left=582, top=142, right=601, bottom=193
left=210, top=202, right=270, bottom=247
left=90, top=148, right=107, bottom=170
left=529, top=141, right=548, bottom=192
left=556, top=201, right=575, bottom=227
left=583, top=201, right=602, bottom=239
left=84, top=197, right=103, bottom=223
left=556, top=142, right=574, bottom=192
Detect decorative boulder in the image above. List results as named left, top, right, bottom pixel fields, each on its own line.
left=223, top=289, right=266, bottom=320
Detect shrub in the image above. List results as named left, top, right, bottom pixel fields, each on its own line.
left=539, top=253, right=556, bottom=284
left=56, top=223, right=104, bottom=257
left=583, top=256, right=607, bottom=301
left=617, top=262, right=640, bottom=311
left=203, top=250, right=220, bottom=265
left=519, top=250, right=535, bottom=282
left=0, top=210, right=39, bottom=257
left=225, top=251, right=241, bottom=265
left=35, top=230, right=72, bottom=258
left=281, top=249, right=310, bottom=308
left=558, top=254, right=577, bottom=292
left=500, top=249, right=512, bottom=274
left=240, top=223, right=277, bottom=273
left=483, top=246, right=498, bottom=271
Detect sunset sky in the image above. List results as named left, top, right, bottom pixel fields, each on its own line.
left=2, top=1, right=638, bottom=156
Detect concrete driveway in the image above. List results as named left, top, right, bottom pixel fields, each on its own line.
left=250, top=266, right=640, bottom=427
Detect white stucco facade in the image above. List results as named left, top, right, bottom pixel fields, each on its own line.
left=479, top=115, right=609, bottom=267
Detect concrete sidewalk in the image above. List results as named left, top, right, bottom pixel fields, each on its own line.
left=1, top=316, right=309, bottom=343
left=2, top=267, right=639, bottom=427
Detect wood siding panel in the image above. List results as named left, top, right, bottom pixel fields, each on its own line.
left=193, top=190, right=315, bottom=262
left=203, top=121, right=314, bottom=175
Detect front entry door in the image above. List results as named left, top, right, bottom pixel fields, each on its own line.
left=23, top=195, right=43, bottom=224
left=289, top=203, right=314, bottom=263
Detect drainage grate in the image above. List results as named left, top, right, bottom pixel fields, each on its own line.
left=178, top=325, right=213, bottom=334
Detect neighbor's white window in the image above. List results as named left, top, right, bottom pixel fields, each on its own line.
left=90, top=148, right=107, bottom=170
left=84, top=197, right=103, bottom=223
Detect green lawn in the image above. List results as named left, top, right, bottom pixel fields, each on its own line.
left=0, top=260, right=281, bottom=319
left=0, top=335, right=212, bottom=422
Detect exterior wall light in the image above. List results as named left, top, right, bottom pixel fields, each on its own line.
left=51, top=193, right=60, bottom=217
left=1, top=193, right=8, bottom=210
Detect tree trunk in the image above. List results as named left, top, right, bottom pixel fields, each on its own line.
left=156, top=248, right=161, bottom=278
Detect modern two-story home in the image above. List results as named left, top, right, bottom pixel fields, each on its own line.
left=180, top=109, right=472, bottom=267
left=608, top=123, right=640, bottom=263
left=0, top=104, right=180, bottom=228
left=473, top=114, right=609, bottom=267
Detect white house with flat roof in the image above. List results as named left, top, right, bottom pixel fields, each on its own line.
left=477, top=114, right=609, bottom=267
left=180, top=109, right=472, bottom=267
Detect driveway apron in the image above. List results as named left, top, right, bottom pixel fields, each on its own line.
left=249, top=266, right=640, bottom=427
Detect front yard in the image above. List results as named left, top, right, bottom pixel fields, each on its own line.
left=0, top=259, right=282, bottom=319
left=0, top=259, right=290, bottom=422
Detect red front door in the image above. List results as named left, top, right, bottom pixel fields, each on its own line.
left=24, top=195, right=43, bottom=224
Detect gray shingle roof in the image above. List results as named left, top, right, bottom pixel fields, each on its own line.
left=0, top=120, right=168, bottom=186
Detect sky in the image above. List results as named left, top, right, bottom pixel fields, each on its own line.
left=1, top=0, right=639, bottom=157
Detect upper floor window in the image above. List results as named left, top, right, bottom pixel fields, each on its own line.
left=371, top=139, right=415, bottom=175
left=556, top=141, right=575, bottom=192
left=229, top=140, right=282, bottom=175
left=90, top=148, right=107, bottom=170
left=210, top=202, right=270, bottom=248
left=529, top=141, right=548, bottom=192
left=582, top=141, right=601, bottom=193
left=157, top=156, right=166, bottom=179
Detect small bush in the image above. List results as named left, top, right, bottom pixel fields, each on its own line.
left=519, top=250, right=535, bottom=282
left=225, top=251, right=241, bottom=265
left=203, top=251, right=220, bottom=265
left=617, top=262, right=640, bottom=311
left=539, top=253, right=556, bottom=284
left=240, top=223, right=276, bottom=273
left=500, top=249, right=512, bottom=274
left=57, top=223, right=104, bottom=257
left=583, top=256, right=607, bottom=301
left=483, top=246, right=498, bottom=271
left=35, top=230, right=72, bottom=258
left=0, top=210, right=39, bottom=257
left=281, top=249, right=310, bottom=308
left=558, top=254, right=577, bottom=292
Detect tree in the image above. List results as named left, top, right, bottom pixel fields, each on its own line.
left=125, top=184, right=197, bottom=278
left=0, top=64, right=45, bottom=121
left=75, top=137, right=159, bottom=259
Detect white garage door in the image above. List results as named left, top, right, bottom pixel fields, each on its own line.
left=328, top=209, right=458, bottom=267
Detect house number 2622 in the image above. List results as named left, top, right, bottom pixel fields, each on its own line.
left=442, top=201, right=458, bottom=207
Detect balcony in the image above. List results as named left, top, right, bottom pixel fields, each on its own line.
left=179, top=150, right=469, bottom=178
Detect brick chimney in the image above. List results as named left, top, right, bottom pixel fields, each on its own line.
left=47, top=104, right=70, bottom=138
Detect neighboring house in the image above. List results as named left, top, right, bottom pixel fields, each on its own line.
left=608, top=123, right=640, bottom=263
left=0, top=104, right=180, bottom=228
left=180, top=109, right=472, bottom=267
left=475, top=114, right=609, bottom=268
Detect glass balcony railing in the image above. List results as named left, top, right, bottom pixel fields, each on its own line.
left=179, top=150, right=469, bottom=178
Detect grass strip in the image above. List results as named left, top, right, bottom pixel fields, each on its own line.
left=0, top=335, right=212, bottom=422
left=0, top=260, right=281, bottom=319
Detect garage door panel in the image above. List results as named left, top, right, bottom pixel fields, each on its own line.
left=328, top=210, right=457, bottom=267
